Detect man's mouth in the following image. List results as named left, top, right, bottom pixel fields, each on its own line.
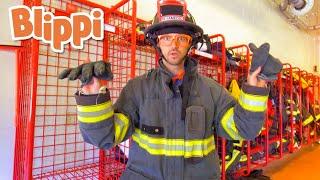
left=169, top=51, right=179, bottom=57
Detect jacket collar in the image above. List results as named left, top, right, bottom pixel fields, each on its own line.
left=158, top=57, right=198, bottom=98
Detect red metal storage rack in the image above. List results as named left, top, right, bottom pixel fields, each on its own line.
left=223, top=45, right=256, bottom=178
left=314, top=76, right=320, bottom=142
left=281, top=64, right=296, bottom=153
left=13, top=0, right=320, bottom=178
left=300, top=70, right=312, bottom=146
left=191, top=34, right=226, bottom=85
left=13, top=0, right=138, bottom=179
left=225, top=44, right=250, bottom=86
left=291, top=67, right=304, bottom=150
left=305, top=73, right=317, bottom=143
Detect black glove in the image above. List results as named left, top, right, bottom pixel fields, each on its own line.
left=249, top=43, right=283, bottom=81
left=58, top=60, right=113, bottom=85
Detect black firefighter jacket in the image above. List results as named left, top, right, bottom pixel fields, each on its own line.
left=75, top=57, right=269, bottom=180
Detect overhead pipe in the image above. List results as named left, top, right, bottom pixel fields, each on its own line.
left=289, top=0, right=314, bottom=16
left=279, top=0, right=314, bottom=15
left=279, top=0, right=314, bottom=13
left=274, top=0, right=318, bottom=30
left=289, top=0, right=307, bottom=10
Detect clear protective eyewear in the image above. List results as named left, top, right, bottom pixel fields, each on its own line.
left=158, top=34, right=192, bottom=47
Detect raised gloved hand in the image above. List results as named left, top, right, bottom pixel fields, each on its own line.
left=58, top=60, right=113, bottom=85
left=249, top=43, right=283, bottom=81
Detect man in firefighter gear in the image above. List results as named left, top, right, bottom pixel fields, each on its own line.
left=59, top=0, right=270, bottom=179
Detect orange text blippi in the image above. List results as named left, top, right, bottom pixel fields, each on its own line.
left=9, top=5, right=104, bottom=53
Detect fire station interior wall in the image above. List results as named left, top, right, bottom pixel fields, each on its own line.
left=0, top=0, right=22, bottom=46
left=2, top=0, right=318, bottom=71
left=0, top=0, right=319, bottom=178
left=0, top=50, right=16, bottom=180
left=92, top=0, right=319, bottom=72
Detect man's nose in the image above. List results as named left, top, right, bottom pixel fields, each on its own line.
left=172, top=37, right=179, bottom=47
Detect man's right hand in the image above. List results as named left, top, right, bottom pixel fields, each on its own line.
left=81, top=76, right=101, bottom=94
left=58, top=60, right=113, bottom=95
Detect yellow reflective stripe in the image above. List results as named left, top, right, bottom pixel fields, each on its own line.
left=234, top=140, right=243, bottom=147
left=78, top=109, right=114, bottom=123
left=132, top=129, right=215, bottom=158
left=77, top=101, right=114, bottom=123
left=134, top=129, right=215, bottom=146
left=225, top=155, right=231, bottom=160
left=114, top=113, right=130, bottom=145
left=286, top=99, right=296, bottom=104
left=239, top=155, right=248, bottom=162
left=185, top=145, right=214, bottom=158
left=316, top=114, right=320, bottom=121
left=303, top=115, right=314, bottom=126
left=276, top=138, right=288, bottom=148
left=77, top=106, right=112, bottom=117
left=77, top=101, right=112, bottom=112
left=240, top=90, right=268, bottom=101
left=134, top=129, right=214, bottom=146
left=293, top=110, right=300, bottom=115
left=221, top=108, right=244, bottom=140
left=226, top=149, right=241, bottom=170
left=287, top=110, right=300, bottom=116
left=239, top=90, right=267, bottom=112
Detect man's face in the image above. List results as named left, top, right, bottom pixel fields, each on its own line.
left=157, top=33, right=192, bottom=66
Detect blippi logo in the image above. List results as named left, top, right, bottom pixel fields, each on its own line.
left=9, top=5, right=104, bottom=53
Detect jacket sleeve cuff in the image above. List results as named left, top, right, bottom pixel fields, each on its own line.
left=239, top=83, right=269, bottom=112
left=75, top=90, right=111, bottom=106
left=241, top=83, right=269, bottom=96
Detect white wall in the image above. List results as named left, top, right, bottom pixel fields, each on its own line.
left=0, top=0, right=318, bottom=178
left=0, top=50, right=16, bottom=180
left=186, top=0, right=318, bottom=72
left=0, top=0, right=22, bottom=46
left=91, top=0, right=318, bottom=72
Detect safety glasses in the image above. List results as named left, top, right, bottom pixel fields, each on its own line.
left=158, top=34, right=192, bottom=47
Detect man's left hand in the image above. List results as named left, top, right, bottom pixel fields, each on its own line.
left=247, top=66, right=267, bottom=88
